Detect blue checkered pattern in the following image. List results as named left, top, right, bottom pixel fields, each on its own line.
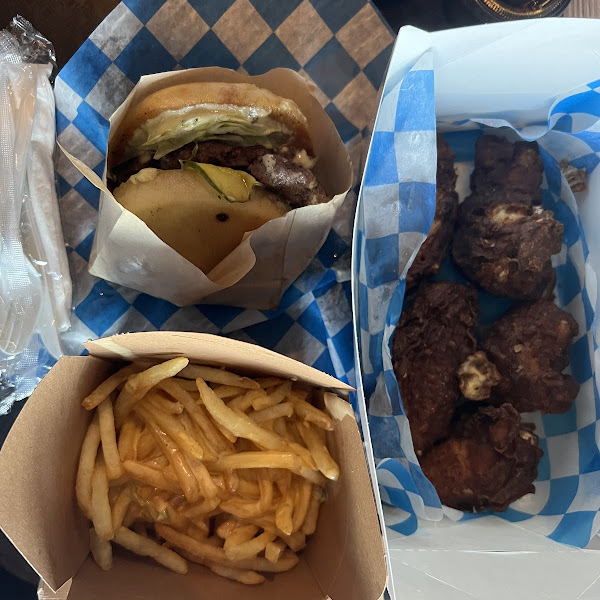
left=354, top=45, right=600, bottom=546
left=54, top=0, right=393, bottom=389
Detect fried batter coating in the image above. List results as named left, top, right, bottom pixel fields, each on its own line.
left=392, top=282, right=479, bottom=455
left=452, top=136, right=563, bottom=300
left=421, top=404, right=543, bottom=512
left=406, top=135, right=459, bottom=288
left=466, top=135, right=544, bottom=210
left=483, top=301, right=579, bottom=414
left=458, top=351, right=501, bottom=401
left=453, top=203, right=563, bottom=301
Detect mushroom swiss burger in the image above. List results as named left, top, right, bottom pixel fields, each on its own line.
left=108, top=82, right=329, bottom=274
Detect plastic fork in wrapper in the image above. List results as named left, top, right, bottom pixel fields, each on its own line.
left=0, top=17, right=71, bottom=412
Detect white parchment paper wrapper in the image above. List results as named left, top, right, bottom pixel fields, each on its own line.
left=65, top=67, right=352, bottom=309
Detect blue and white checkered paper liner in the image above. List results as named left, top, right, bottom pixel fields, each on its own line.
left=53, top=0, right=394, bottom=391
left=355, top=45, right=600, bottom=546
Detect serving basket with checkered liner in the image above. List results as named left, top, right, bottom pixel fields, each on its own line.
left=354, top=22, right=600, bottom=547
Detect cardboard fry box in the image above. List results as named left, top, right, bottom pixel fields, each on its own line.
left=0, top=332, right=386, bottom=600
left=64, top=67, right=353, bottom=310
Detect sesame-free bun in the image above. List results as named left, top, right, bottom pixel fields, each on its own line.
left=113, top=168, right=290, bottom=275
left=110, top=82, right=313, bottom=166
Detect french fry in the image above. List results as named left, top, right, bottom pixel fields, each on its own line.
left=301, top=490, right=322, bottom=536
left=207, top=561, right=265, bottom=585
left=214, top=451, right=303, bottom=471
left=213, top=385, right=246, bottom=399
left=122, top=460, right=182, bottom=494
left=272, top=416, right=288, bottom=438
left=220, top=473, right=271, bottom=520
left=82, top=364, right=140, bottom=410
left=89, top=528, right=112, bottom=571
left=98, top=397, right=123, bottom=480
left=111, top=487, right=131, bottom=531
left=255, top=377, right=285, bottom=389
left=118, top=419, right=138, bottom=462
left=179, top=365, right=259, bottom=389
left=251, top=381, right=291, bottom=411
left=76, top=414, right=101, bottom=518
left=138, top=403, right=204, bottom=461
left=162, top=504, right=189, bottom=531
left=237, top=479, right=261, bottom=499
left=291, top=395, right=334, bottom=431
left=228, top=389, right=266, bottom=411
left=225, top=530, right=276, bottom=561
left=248, top=516, right=306, bottom=552
left=297, top=421, right=340, bottom=481
left=160, top=379, right=233, bottom=455
left=216, top=518, right=240, bottom=539
left=223, top=469, right=239, bottom=494
left=249, top=402, right=294, bottom=423
left=114, top=526, right=188, bottom=574
left=292, top=478, right=312, bottom=532
left=138, top=408, right=200, bottom=503
left=156, top=524, right=229, bottom=565
left=147, top=392, right=184, bottom=414
left=179, top=411, right=217, bottom=461
left=173, top=378, right=199, bottom=391
left=275, top=484, right=294, bottom=536
left=183, top=495, right=222, bottom=518
left=265, top=539, right=286, bottom=563
left=197, top=378, right=288, bottom=451
left=91, top=457, right=114, bottom=541
left=288, top=442, right=317, bottom=470
left=188, top=458, right=220, bottom=499
left=136, top=426, right=157, bottom=461
left=186, top=518, right=209, bottom=539
left=114, top=358, right=189, bottom=425
left=223, top=524, right=259, bottom=551
left=214, top=419, right=237, bottom=444
left=323, top=391, right=353, bottom=421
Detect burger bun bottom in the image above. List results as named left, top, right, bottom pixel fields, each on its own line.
left=113, top=168, right=290, bottom=275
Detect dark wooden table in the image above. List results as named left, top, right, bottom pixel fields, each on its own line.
left=0, top=0, right=596, bottom=597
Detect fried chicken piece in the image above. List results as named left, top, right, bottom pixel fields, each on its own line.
left=392, top=282, right=479, bottom=455
left=458, top=351, right=501, bottom=401
left=406, top=135, right=459, bottom=288
left=452, top=136, right=563, bottom=301
left=453, top=203, right=563, bottom=301
left=483, top=301, right=579, bottom=413
left=466, top=135, right=544, bottom=210
left=421, top=404, right=543, bottom=512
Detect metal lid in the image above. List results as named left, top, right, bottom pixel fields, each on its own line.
left=476, top=0, right=571, bottom=19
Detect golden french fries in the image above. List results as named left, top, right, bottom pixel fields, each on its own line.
left=114, top=526, right=188, bottom=574
left=78, top=358, right=343, bottom=585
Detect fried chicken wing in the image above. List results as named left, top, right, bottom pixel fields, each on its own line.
left=453, top=203, right=563, bottom=301
left=392, top=281, right=479, bottom=455
left=467, top=135, right=544, bottom=210
left=421, top=404, right=543, bottom=512
left=406, top=135, right=459, bottom=288
left=452, top=136, right=563, bottom=301
left=483, top=301, right=579, bottom=413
